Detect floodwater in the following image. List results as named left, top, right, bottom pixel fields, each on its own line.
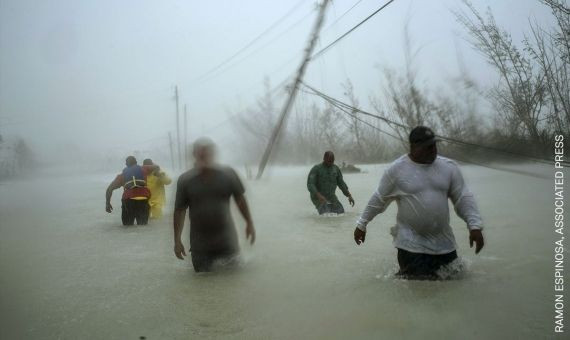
left=0, top=162, right=561, bottom=339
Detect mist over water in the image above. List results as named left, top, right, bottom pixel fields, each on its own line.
left=1, top=0, right=566, bottom=338
left=0, top=162, right=555, bottom=339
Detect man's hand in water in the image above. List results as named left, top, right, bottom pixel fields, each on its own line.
left=348, top=195, right=355, bottom=207
left=469, top=229, right=484, bottom=254
left=246, top=222, right=256, bottom=245
left=354, top=227, right=366, bottom=245
left=317, top=193, right=327, bottom=204
left=105, top=202, right=113, bottom=213
left=174, top=241, right=186, bottom=260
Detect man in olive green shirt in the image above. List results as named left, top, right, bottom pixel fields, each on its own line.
left=307, top=151, right=355, bottom=215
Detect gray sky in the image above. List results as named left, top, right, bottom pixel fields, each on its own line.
left=0, top=0, right=555, bottom=164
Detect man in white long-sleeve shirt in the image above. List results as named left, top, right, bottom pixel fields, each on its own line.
left=354, top=126, right=484, bottom=280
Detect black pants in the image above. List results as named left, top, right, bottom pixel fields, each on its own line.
left=317, top=201, right=345, bottom=215
left=191, top=250, right=238, bottom=273
left=396, top=248, right=458, bottom=280
left=121, top=199, right=149, bottom=226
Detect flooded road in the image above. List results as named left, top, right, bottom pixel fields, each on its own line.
left=0, top=163, right=558, bottom=339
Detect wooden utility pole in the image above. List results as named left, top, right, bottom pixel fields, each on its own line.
left=256, top=0, right=330, bottom=179
left=168, top=132, right=175, bottom=170
left=174, top=85, right=181, bottom=170
left=184, top=104, right=188, bottom=169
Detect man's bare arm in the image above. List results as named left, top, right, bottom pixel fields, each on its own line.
left=173, top=209, right=187, bottom=259
left=234, top=194, right=255, bottom=245
left=105, top=178, right=122, bottom=213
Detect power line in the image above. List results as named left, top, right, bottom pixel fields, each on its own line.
left=322, top=0, right=366, bottom=33
left=303, top=82, right=555, bottom=165
left=261, top=0, right=368, bottom=85
left=302, top=81, right=405, bottom=127
left=195, top=0, right=371, bottom=101
left=305, top=82, right=568, bottom=166
left=247, top=0, right=377, bottom=99
left=197, top=9, right=316, bottom=84
left=256, top=0, right=331, bottom=179
left=185, top=0, right=370, bottom=118
left=200, top=73, right=293, bottom=135
left=301, top=82, right=570, bottom=167
left=323, top=93, right=402, bottom=140
left=303, top=88, right=553, bottom=178
left=312, top=0, right=398, bottom=60
left=193, top=0, right=307, bottom=82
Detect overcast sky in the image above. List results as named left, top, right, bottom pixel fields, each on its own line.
left=0, top=0, right=555, bottom=164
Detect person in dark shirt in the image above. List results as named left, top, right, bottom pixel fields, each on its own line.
left=173, top=138, right=256, bottom=272
left=307, top=151, right=355, bottom=215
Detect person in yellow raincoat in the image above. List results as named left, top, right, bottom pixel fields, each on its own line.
left=143, top=159, right=171, bottom=219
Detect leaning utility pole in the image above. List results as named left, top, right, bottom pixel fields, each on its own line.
left=256, top=0, right=330, bottom=179
left=168, top=132, right=175, bottom=170
left=184, top=104, right=188, bottom=169
left=174, top=86, right=181, bottom=170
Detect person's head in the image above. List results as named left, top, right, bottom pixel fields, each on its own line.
left=408, top=126, right=439, bottom=164
left=125, top=156, right=137, bottom=167
left=193, top=137, right=216, bottom=168
left=323, top=151, right=335, bottom=167
left=142, top=159, right=159, bottom=174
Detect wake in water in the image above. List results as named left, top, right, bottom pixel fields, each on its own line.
left=435, top=257, right=470, bottom=280
left=193, top=254, right=245, bottom=274
left=319, top=212, right=345, bottom=218
left=376, top=257, right=472, bottom=281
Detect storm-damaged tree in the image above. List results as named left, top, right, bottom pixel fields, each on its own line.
left=454, top=0, right=570, bottom=155
left=235, top=77, right=278, bottom=165
left=371, top=22, right=441, bottom=150
left=526, top=0, right=570, bottom=139
left=237, top=77, right=360, bottom=164
left=338, top=79, right=391, bottom=163
left=371, top=21, right=485, bottom=159
left=290, top=100, right=345, bottom=163
left=14, top=139, right=34, bottom=170
left=0, top=137, right=35, bottom=179
left=341, top=80, right=366, bottom=161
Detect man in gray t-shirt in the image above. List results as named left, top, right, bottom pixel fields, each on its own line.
left=173, top=138, right=255, bottom=272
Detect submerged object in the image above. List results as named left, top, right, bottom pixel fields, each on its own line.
left=340, top=162, right=361, bottom=174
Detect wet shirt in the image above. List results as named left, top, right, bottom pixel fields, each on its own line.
left=307, top=163, right=350, bottom=207
left=112, top=165, right=154, bottom=200
left=356, top=155, right=483, bottom=255
left=174, top=166, right=245, bottom=254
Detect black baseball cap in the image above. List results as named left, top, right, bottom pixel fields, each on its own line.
left=409, top=126, right=441, bottom=146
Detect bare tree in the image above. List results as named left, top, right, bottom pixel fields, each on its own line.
left=341, top=79, right=366, bottom=160
left=454, top=1, right=553, bottom=148
left=525, top=0, right=570, bottom=137
left=235, top=77, right=278, bottom=163
left=371, top=23, right=443, bottom=147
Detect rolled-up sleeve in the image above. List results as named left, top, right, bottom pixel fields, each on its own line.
left=356, top=170, right=396, bottom=231
left=448, top=164, right=483, bottom=230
